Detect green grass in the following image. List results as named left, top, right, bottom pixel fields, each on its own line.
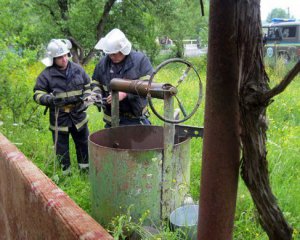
left=0, top=56, right=299, bottom=239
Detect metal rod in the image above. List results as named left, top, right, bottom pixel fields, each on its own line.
left=110, top=78, right=177, bottom=99
left=111, top=91, right=119, bottom=127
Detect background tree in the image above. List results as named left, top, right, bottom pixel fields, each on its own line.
left=30, top=0, right=116, bottom=65
left=156, top=0, right=209, bottom=57
left=102, top=0, right=167, bottom=61
left=1, top=0, right=209, bottom=65
left=266, top=8, right=291, bottom=23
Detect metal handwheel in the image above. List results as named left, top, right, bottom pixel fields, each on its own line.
left=147, top=58, right=203, bottom=124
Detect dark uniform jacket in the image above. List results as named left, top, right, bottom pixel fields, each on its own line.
left=91, top=51, right=153, bottom=121
left=33, top=62, right=91, bottom=132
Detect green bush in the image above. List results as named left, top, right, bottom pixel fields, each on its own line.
left=0, top=39, right=44, bottom=125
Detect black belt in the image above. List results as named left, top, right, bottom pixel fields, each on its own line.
left=103, top=112, right=146, bottom=123
left=120, top=112, right=138, bottom=119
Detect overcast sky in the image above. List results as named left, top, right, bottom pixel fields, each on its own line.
left=260, top=0, right=300, bottom=21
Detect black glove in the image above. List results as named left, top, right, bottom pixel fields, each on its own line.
left=45, top=94, right=55, bottom=106
left=53, top=97, right=66, bottom=107
left=65, top=96, right=80, bottom=105
left=45, top=95, right=65, bottom=107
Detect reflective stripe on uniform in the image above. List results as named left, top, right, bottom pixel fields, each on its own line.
left=103, top=113, right=112, bottom=123
left=142, top=106, right=148, bottom=115
left=34, top=90, right=48, bottom=104
left=92, top=86, right=101, bottom=92
left=75, top=116, right=88, bottom=130
left=91, top=80, right=101, bottom=93
left=35, top=94, right=44, bottom=103
left=55, top=90, right=83, bottom=98
left=49, top=116, right=88, bottom=132
left=83, top=89, right=92, bottom=94
left=101, top=85, right=108, bottom=91
left=139, top=75, right=151, bottom=81
left=62, top=167, right=71, bottom=175
left=35, top=90, right=47, bottom=95
left=49, top=125, right=69, bottom=132
left=78, top=163, right=89, bottom=169
left=91, top=80, right=100, bottom=85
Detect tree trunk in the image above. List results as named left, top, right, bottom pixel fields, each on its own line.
left=71, top=0, right=117, bottom=65
left=237, top=1, right=293, bottom=239
left=57, top=0, right=69, bottom=21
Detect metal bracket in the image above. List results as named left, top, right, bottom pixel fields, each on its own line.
left=175, top=125, right=204, bottom=139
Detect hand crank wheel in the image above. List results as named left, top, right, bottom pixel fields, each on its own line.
left=147, top=58, right=203, bottom=124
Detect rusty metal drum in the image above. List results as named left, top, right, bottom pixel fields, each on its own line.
left=89, top=125, right=190, bottom=225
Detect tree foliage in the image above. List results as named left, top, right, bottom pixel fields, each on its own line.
left=266, top=8, right=290, bottom=23
left=0, top=0, right=209, bottom=64
left=0, top=37, right=43, bottom=125
left=156, top=0, right=209, bottom=57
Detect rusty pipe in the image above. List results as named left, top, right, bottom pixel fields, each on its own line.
left=198, top=0, right=240, bottom=239
left=110, top=78, right=177, bottom=99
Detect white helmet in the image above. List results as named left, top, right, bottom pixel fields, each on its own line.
left=41, top=39, right=72, bottom=67
left=95, top=28, right=132, bottom=55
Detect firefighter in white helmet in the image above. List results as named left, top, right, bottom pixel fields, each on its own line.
left=91, top=28, right=154, bottom=127
left=41, top=39, right=73, bottom=67
left=33, top=39, right=91, bottom=175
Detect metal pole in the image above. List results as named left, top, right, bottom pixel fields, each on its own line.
left=198, top=1, right=240, bottom=239
left=111, top=91, right=119, bottom=127
left=110, top=78, right=177, bottom=99
left=161, top=93, right=175, bottom=220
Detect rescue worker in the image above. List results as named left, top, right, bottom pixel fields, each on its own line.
left=33, top=39, right=91, bottom=175
left=91, top=28, right=154, bottom=127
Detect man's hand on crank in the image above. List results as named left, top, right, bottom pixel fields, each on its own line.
left=106, top=92, right=127, bottom=104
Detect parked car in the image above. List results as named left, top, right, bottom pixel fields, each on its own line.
left=263, top=18, right=300, bottom=62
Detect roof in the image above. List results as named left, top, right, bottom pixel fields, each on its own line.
left=263, top=21, right=300, bottom=27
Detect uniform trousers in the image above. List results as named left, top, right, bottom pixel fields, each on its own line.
left=51, top=123, right=89, bottom=170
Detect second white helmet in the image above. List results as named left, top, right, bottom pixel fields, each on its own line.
left=41, top=39, right=72, bottom=66
left=95, top=28, right=132, bottom=55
